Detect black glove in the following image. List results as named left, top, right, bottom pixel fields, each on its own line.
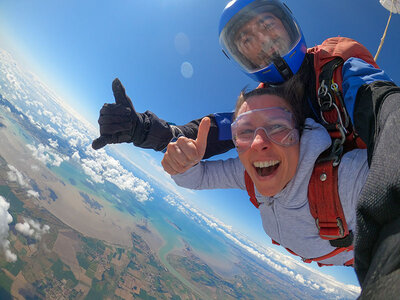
left=92, top=78, right=145, bottom=150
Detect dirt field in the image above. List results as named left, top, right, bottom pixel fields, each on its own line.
left=0, top=120, right=136, bottom=247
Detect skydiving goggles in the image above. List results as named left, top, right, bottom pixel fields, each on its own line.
left=231, top=107, right=299, bottom=153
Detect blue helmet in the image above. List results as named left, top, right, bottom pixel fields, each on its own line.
left=219, top=0, right=307, bottom=84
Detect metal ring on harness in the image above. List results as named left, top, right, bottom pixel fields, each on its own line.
left=336, top=123, right=346, bottom=146
left=320, top=102, right=348, bottom=136
left=331, top=82, right=350, bottom=128
left=330, top=124, right=347, bottom=167
left=331, top=139, right=343, bottom=167
left=317, top=80, right=333, bottom=108
left=331, top=82, right=339, bottom=90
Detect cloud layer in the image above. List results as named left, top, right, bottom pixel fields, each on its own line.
left=0, top=48, right=359, bottom=297
left=163, top=194, right=360, bottom=298
left=0, top=196, right=17, bottom=262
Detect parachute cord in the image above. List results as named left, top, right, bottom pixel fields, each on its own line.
left=374, top=0, right=394, bottom=61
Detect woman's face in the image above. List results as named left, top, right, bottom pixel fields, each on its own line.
left=237, top=94, right=300, bottom=196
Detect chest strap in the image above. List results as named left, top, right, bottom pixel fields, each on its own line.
left=244, top=171, right=260, bottom=208
left=308, top=158, right=353, bottom=248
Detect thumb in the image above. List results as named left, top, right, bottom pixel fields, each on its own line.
left=92, top=135, right=109, bottom=150
left=112, top=78, right=134, bottom=109
left=194, top=117, right=210, bottom=155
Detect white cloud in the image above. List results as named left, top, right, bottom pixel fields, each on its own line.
left=26, top=100, right=44, bottom=109
left=72, top=151, right=81, bottom=161
left=163, top=193, right=360, bottom=298
left=42, top=109, right=54, bottom=118
left=27, top=190, right=40, bottom=198
left=48, top=138, right=59, bottom=149
left=0, top=196, right=17, bottom=262
left=50, top=115, right=62, bottom=126
left=81, top=146, right=153, bottom=202
left=15, top=222, right=34, bottom=237
left=15, top=218, right=50, bottom=241
left=7, top=164, right=28, bottom=187
left=0, top=47, right=359, bottom=297
left=4, top=246, right=17, bottom=262
left=62, top=123, right=91, bottom=149
left=26, top=143, right=69, bottom=167
left=135, top=150, right=186, bottom=198
left=30, top=165, right=40, bottom=172
left=41, top=123, right=58, bottom=135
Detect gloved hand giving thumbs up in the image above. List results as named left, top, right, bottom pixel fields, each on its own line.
left=92, top=78, right=229, bottom=157
left=161, top=117, right=211, bottom=175
left=92, top=78, right=145, bottom=150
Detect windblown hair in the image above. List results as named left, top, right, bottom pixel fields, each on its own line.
left=234, top=73, right=306, bottom=131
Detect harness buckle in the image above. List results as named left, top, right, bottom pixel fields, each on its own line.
left=315, top=217, right=346, bottom=239
left=336, top=217, right=345, bottom=238
left=318, top=79, right=351, bottom=139
left=330, top=122, right=347, bottom=166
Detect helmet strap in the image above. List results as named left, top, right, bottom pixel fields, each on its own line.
left=272, top=56, right=294, bottom=81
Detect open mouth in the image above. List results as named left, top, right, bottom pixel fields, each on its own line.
left=253, top=160, right=280, bottom=177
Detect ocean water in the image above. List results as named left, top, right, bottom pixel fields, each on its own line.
left=49, top=157, right=232, bottom=264
left=145, top=191, right=233, bottom=261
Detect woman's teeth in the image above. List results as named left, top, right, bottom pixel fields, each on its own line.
left=253, top=160, right=280, bottom=168
left=253, top=160, right=280, bottom=177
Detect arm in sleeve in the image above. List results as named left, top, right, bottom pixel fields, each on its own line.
left=341, top=57, right=400, bottom=163
left=176, top=112, right=235, bottom=159
left=139, top=111, right=235, bottom=158
left=355, top=92, right=400, bottom=288
left=172, top=157, right=246, bottom=190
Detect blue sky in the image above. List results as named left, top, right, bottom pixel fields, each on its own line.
left=1, top=0, right=399, bottom=287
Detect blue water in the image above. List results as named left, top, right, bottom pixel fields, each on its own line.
left=36, top=147, right=235, bottom=297
left=145, top=189, right=233, bottom=260
left=50, top=161, right=231, bottom=261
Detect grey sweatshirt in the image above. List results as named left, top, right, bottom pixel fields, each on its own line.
left=172, top=118, right=369, bottom=265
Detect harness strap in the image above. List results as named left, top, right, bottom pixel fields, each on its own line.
left=309, top=37, right=375, bottom=149
left=308, top=159, right=350, bottom=243
left=246, top=164, right=352, bottom=246
left=343, top=258, right=354, bottom=267
left=318, top=57, right=347, bottom=131
left=244, top=153, right=353, bottom=263
left=244, top=171, right=260, bottom=208
left=272, top=239, right=354, bottom=266
left=302, top=245, right=354, bottom=263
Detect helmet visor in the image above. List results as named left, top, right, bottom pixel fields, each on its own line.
left=220, top=0, right=302, bottom=73
left=231, top=107, right=299, bottom=153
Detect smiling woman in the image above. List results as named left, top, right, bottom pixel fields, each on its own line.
left=231, top=92, right=300, bottom=197
left=162, top=77, right=369, bottom=267
left=2, top=0, right=399, bottom=292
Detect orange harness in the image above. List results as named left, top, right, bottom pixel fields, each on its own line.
left=244, top=170, right=354, bottom=267
left=246, top=37, right=378, bottom=267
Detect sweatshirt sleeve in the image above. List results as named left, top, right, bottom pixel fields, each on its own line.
left=171, top=157, right=246, bottom=190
